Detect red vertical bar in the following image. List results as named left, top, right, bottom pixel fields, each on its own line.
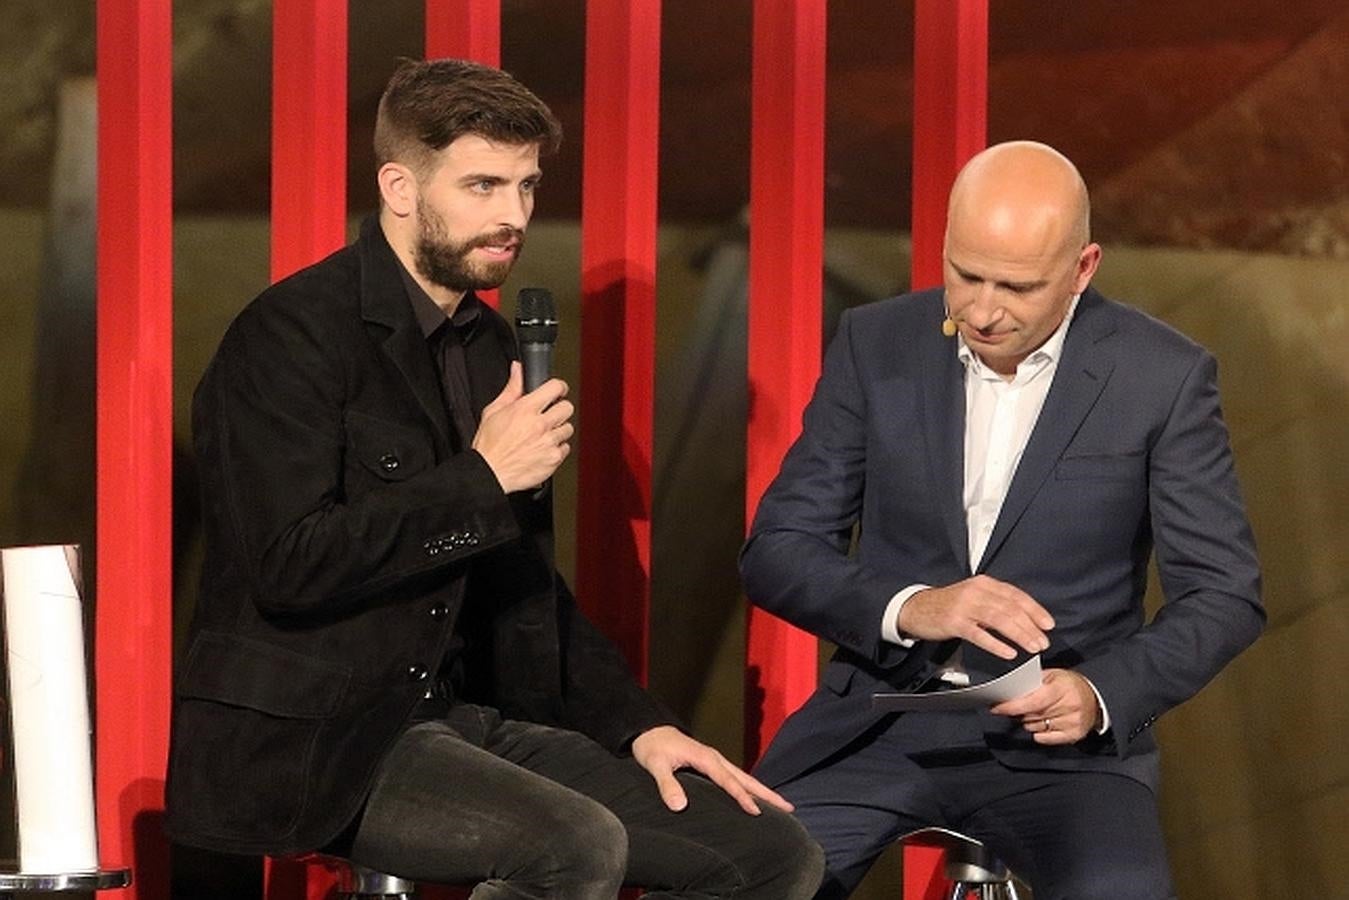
left=577, top=0, right=661, bottom=681
left=424, top=0, right=502, bottom=308
left=425, top=0, right=501, bottom=64
left=905, top=2, right=987, bottom=894
left=910, top=0, right=987, bottom=290
left=266, top=4, right=348, bottom=896
left=743, top=0, right=826, bottom=764
left=271, top=0, right=348, bottom=283
left=95, top=1, right=173, bottom=897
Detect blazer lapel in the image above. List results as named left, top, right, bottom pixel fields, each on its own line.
left=976, top=290, right=1118, bottom=571
left=920, top=314, right=972, bottom=573
left=356, top=218, right=455, bottom=456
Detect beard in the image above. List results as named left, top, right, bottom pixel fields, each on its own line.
left=414, top=196, right=524, bottom=293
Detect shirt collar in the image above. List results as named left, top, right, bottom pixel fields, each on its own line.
left=396, top=259, right=483, bottom=341
left=957, top=293, right=1080, bottom=376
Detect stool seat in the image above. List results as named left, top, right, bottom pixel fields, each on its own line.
left=0, top=868, right=131, bottom=897
left=899, top=827, right=1024, bottom=900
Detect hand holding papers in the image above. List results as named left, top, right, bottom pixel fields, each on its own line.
left=872, top=655, right=1042, bottom=712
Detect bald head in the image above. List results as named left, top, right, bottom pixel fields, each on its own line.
left=940, top=141, right=1101, bottom=376
left=947, top=141, right=1091, bottom=260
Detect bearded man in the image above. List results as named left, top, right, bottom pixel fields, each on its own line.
left=165, top=58, right=822, bottom=900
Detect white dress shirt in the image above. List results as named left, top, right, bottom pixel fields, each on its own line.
left=878, top=295, right=1109, bottom=730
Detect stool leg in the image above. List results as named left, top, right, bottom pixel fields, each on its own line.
left=336, top=862, right=418, bottom=900
left=336, top=889, right=417, bottom=900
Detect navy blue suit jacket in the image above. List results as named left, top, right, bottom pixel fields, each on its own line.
left=742, top=287, right=1263, bottom=792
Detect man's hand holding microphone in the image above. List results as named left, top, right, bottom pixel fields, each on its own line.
left=472, top=287, right=571, bottom=494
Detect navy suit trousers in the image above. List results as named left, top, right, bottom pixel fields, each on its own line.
left=778, top=712, right=1175, bottom=900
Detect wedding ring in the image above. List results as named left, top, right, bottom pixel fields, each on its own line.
left=1043, top=717, right=1052, bottom=732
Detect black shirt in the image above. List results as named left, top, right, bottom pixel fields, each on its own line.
left=399, top=263, right=485, bottom=451
left=397, top=263, right=500, bottom=716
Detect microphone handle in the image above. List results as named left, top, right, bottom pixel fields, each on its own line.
left=520, top=342, right=553, bottom=392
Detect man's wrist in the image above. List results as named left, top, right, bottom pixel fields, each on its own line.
left=1082, top=676, right=1111, bottom=734
left=881, top=584, right=931, bottom=646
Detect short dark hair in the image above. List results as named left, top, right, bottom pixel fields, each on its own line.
left=374, top=58, right=562, bottom=177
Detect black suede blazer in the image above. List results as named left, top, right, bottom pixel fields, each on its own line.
left=165, top=217, right=674, bottom=856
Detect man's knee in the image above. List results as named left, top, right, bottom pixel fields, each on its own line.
left=735, top=808, right=826, bottom=898
left=523, top=798, right=627, bottom=891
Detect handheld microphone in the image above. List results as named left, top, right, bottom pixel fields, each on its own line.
left=515, top=288, right=558, bottom=392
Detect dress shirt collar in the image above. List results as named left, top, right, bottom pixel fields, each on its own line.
left=397, top=261, right=484, bottom=342
left=957, top=292, right=1081, bottom=380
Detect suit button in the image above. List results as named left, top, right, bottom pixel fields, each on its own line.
left=406, top=664, right=429, bottom=681
left=379, top=453, right=400, bottom=473
left=429, top=604, right=449, bottom=620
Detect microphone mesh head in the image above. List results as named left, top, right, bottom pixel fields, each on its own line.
left=516, top=288, right=556, bottom=324
left=515, top=288, right=558, bottom=343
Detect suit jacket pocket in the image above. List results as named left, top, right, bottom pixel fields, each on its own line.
left=344, top=409, right=435, bottom=483
left=820, top=660, right=859, bottom=696
left=171, top=632, right=352, bottom=845
left=1054, top=451, right=1144, bottom=482
left=178, top=630, right=350, bottom=718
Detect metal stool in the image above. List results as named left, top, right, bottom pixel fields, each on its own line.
left=311, top=855, right=418, bottom=899
left=900, top=827, right=1024, bottom=900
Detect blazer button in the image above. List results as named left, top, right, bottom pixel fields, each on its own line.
left=379, top=453, right=400, bottom=473
left=429, top=604, right=449, bottom=620
left=406, top=663, right=429, bottom=681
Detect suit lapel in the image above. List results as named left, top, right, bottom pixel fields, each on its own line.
left=356, top=218, right=455, bottom=457
left=920, top=310, right=972, bottom=573
left=975, top=290, right=1117, bottom=571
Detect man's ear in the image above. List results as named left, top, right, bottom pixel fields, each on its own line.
left=378, top=162, right=416, bottom=218
left=1073, top=242, right=1103, bottom=293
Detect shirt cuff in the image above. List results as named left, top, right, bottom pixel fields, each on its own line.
left=881, top=584, right=931, bottom=646
left=1083, top=676, right=1112, bottom=734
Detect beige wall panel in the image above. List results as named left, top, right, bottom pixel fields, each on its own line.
left=1095, top=249, right=1349, bottom=450
left=1172, top=779, right=1349, bottom=898
left=0, top=210, right=43, bottom=545
left=1232, top=415, right=1349, bottom=619
left=1160, top=598, right=1349, bottom=831
left=172, top=217, right=272, bottom=437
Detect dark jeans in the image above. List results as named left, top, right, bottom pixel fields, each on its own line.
left=346, top=705, right=824, bottom=899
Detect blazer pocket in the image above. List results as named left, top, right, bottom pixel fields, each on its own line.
left=177, top=630, right=350, bottom=718
left=345, top=409, right=435, bottom=482
left=820, top=661, right=858, bottom=696
left=1054, top=451, right=1144, bottom=482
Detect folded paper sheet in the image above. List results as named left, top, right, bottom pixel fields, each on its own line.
left=1, top=544, right=99, bottom=873
left=871, top=655, right=1043, bottom=712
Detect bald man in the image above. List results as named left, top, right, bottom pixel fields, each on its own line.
left=741, top=142, right=1263, bottom=899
